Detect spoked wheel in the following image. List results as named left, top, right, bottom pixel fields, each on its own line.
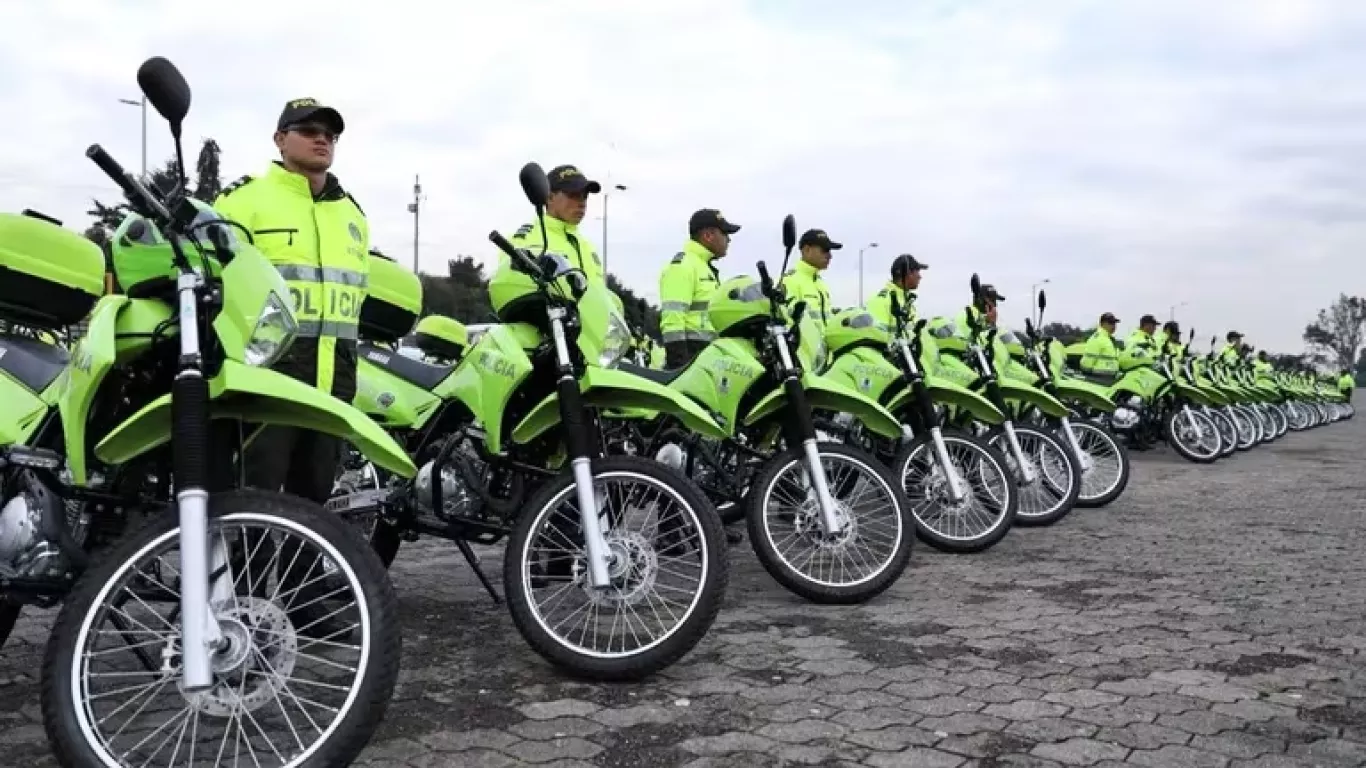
left=1229, top=407, right=1258, bottom=450
left=894, top=430, right=1016, bottom=553
left=987, top=425, right=1080, bottom=527
left=1065, top=420, right=1130, bottom=509
left=1164, top=409, right=1221, bottom=463
left=504, top=455, right=727, bottom=681
left=1206, top=409, right=1237, bottom=458
left=747, top=443, right=913, bottom=604
left=42, top=490, right=401, bottom=768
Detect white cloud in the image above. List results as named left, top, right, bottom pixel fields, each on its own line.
left=1, top=0, right=1363, bottom=352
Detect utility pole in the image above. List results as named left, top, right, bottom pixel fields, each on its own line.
left=118, top=97, right=147, bottom=178
left=1031, top=278, right=1051, bottom=327
left=407, top=175, right=422, bottom=273
left=858, top=242, right=879, bottom=300
left=601, top=183, right=627, bottom=273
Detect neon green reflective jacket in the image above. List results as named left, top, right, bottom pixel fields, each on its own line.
left=658, top=239, right=720, bottom=345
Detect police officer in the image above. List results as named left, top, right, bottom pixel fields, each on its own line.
left=1219, top=331, right=1244, bottom=364
left=215, top=98, right=368, bottom=632
left=958, top=283, right=1004, bottom=337
left=1080, top=312, right=1121, bottom=376
left=866, top=254, right=927, bottom=328
left=506, top=164, right=607, bottom=287
left=659, top=209, right=739, bottom=368
left=1127, top=314, right=1159, bottom=355
left=215, top=97, right=369, bottom=502
left=781, top=229, right=841, bottom=332
left=1157, top=320, right=1184, bottom=358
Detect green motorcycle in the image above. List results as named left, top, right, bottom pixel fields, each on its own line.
left=1, top=58, right=415, bottom=768
left=333, top=163, right=729, bottom=681
left=816, top=294, right=1020, bottom=554
left=927, top=275, right=1083, bottom=527
left=605, top=217, right=915, bottom=604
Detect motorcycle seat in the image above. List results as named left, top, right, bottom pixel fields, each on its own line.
left=618, top=362, right=685, bottom=386
left=359, top=343, right=453, bottom=391
left=0, top=333, right=69, bottom=394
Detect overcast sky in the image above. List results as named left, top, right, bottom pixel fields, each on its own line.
left=2, top=0, right=1362, bottom=352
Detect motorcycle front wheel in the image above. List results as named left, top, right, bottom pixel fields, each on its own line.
left=987, top=425, right=1081, bottom=527
left=893, top=429, right=1017, bottom=553
left=746, top=442, right=914, bottom=604
left=504, top=455, right=728, bottom=681
left=42, top=489, right=401, bottom=768
left=1066, top=419, right=1130, bottom=509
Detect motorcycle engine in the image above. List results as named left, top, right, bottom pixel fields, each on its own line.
left=1111, top=407, right=1140, bottom=430
left=413, top=437, right=486, bottom=521
left=0, top=470, right=80, bottom=578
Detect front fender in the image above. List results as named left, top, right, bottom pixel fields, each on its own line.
left=886, top=374, right=1005, bottom=425
left=511, top=365, right=727, bottom=445
left=94, top=360, right=417, bottom=478
left=743, top=371, right=902, bottom=439
left=1172, top=379, right=1215, bottom=407
left=997, top=378, right=1071, bottom=418
left=1052, top=378, right=1118, bottom=413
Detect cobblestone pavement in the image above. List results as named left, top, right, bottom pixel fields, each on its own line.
left=4, top=416, right=1364, bottom=767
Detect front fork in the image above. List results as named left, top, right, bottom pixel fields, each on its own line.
left=549, top=308, right=613, bottom=590
left=896, top=337, right=966, bottom=502
left=774, top=325, right=844, bottom=536
left=1057, top=417, right=1094, bottom=473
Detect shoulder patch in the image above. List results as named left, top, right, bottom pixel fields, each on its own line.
left=670, top=252, right=685, bottom=264
left=346, top=192, right=365, bottom=217
left=513, top=223, right=535, bottom=238
left=220, top=175, right=254, bottom=197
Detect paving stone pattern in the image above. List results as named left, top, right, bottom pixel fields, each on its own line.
left=3, top=417, right=1364, bottom=767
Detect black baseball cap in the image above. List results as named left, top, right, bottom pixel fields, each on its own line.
left=689, top=209, right=741, bottom=236
left=548, top=165, right=602, bottom=195
left=979, top=284, right=1006, bottom=302
left=1227, top=330, right=1243, bottom=340
left=891, top=254, right=929, bottom=278
left=278, top=98, right=344, bottom=134
left=1139, top=314, right=1158, bottom=326
left=1100, top=312, right=1120, bottom=324
left=799, top=229, right=843, bottom=250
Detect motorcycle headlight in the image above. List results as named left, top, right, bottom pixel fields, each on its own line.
left=806, top=334, right=829, bottom=374
left=244, top=291, right=298, bottom=368
left=599, top=311, right=633, bottom=369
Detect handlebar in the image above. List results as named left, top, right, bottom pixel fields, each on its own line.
left=86, top=143, right=171, bottom=222
left=488, top=231, right=544, bottom=278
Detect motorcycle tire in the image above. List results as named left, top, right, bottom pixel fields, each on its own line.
left=504, top=455, right=727, bottom=681
left=1164, top=409, right=1221, bottom=464
left=893, top=429, right=1017, bottom=554
left=746, top=442, right=914, bottom=604
left=988, top=424, right=1081, bottom=528
left=1067, top=419, right=1130, bottom=509
left=41, top=489, right=401, bottom=768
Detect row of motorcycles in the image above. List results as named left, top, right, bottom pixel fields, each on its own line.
left=0, top=57, right=1353, bottom=768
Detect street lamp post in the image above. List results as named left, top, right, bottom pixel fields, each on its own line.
left=118, top=97, right=147, bottom=178
left=858, top=242, right=879, bottom=301
left=1169, top=301, right=1188, bottom=321
left=601, top=183, right=627, bottom=273
left=1031, top=278, right=1051, bottom=327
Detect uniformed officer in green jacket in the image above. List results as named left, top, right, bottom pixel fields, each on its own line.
left=866, top=254, right=927, bottom=328
left=214, top=97, right=369, bottom=634
left=1126, top=314, right=1159, bottom=355
left=1080, top=312, right=1121, bottom=376
left=504, top=164, right=609, bottom=289
left=659, top=208, right=740, bottom=367
left=780, top=229, right=842, bottom=332
left=214, top=97, right=369, bottom=507
left=1339, top=370, right=1356, bottom=402
left=1219, top=331, right=1244, bottom=364
left=1157, top=321, right=1185, bottom=358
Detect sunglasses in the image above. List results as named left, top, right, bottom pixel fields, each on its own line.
left=287, top=124, right=339, bottom=143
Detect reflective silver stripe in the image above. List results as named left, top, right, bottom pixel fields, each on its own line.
left=276, top=264, right=368, bottom=288
left=296, top=320, right=360, bottom=340
left=689, top=301, right=709, bottom=311
left=660, top=301, right=689, bottom=312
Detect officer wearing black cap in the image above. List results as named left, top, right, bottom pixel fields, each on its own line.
left=866, top=253, right=928, bottom=327
left=1126, top=313, right=1159, bottom=355
left=214, top=96, right=369, bottom=633
left=659, top=209, right=741, bottom=367
left=1219, top=330, right=1245, bottom=365
left=507, top=164, right=607, bottom=287
left=781, top=229, right=843, bottom=332
left=1080, top=312, right=1121, bottom=376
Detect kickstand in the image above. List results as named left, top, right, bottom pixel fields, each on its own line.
left=455, top=538, right=503, bottom=603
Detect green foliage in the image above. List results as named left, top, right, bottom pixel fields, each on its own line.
left=84, top=138, right=222, bottom=242
left=1303, top=294, right=1366, bottom=372
left=1039, top=322, right=1087, bottom=345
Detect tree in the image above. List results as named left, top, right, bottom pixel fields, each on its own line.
left=1302, top=294, right=1366, bottom=372
left=84, top=138, right=222, bottom=242
left=419, top=256, right=496, bottom=324
left=1038, top=322, right=1087, bottom=345
left=606, top=273, right=660, bottom=339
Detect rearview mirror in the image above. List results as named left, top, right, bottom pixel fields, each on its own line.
left=519, top=162, right=550, bottom=209
left=136, top=57, right=191, bottom=136
left=970, top=273, right=982, bottom=297
left=781, top=215, right=797, bottom=250
left=1037, top=290, right=1047, bottom=311
left=1188, top=329, right=1195, bottom=342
